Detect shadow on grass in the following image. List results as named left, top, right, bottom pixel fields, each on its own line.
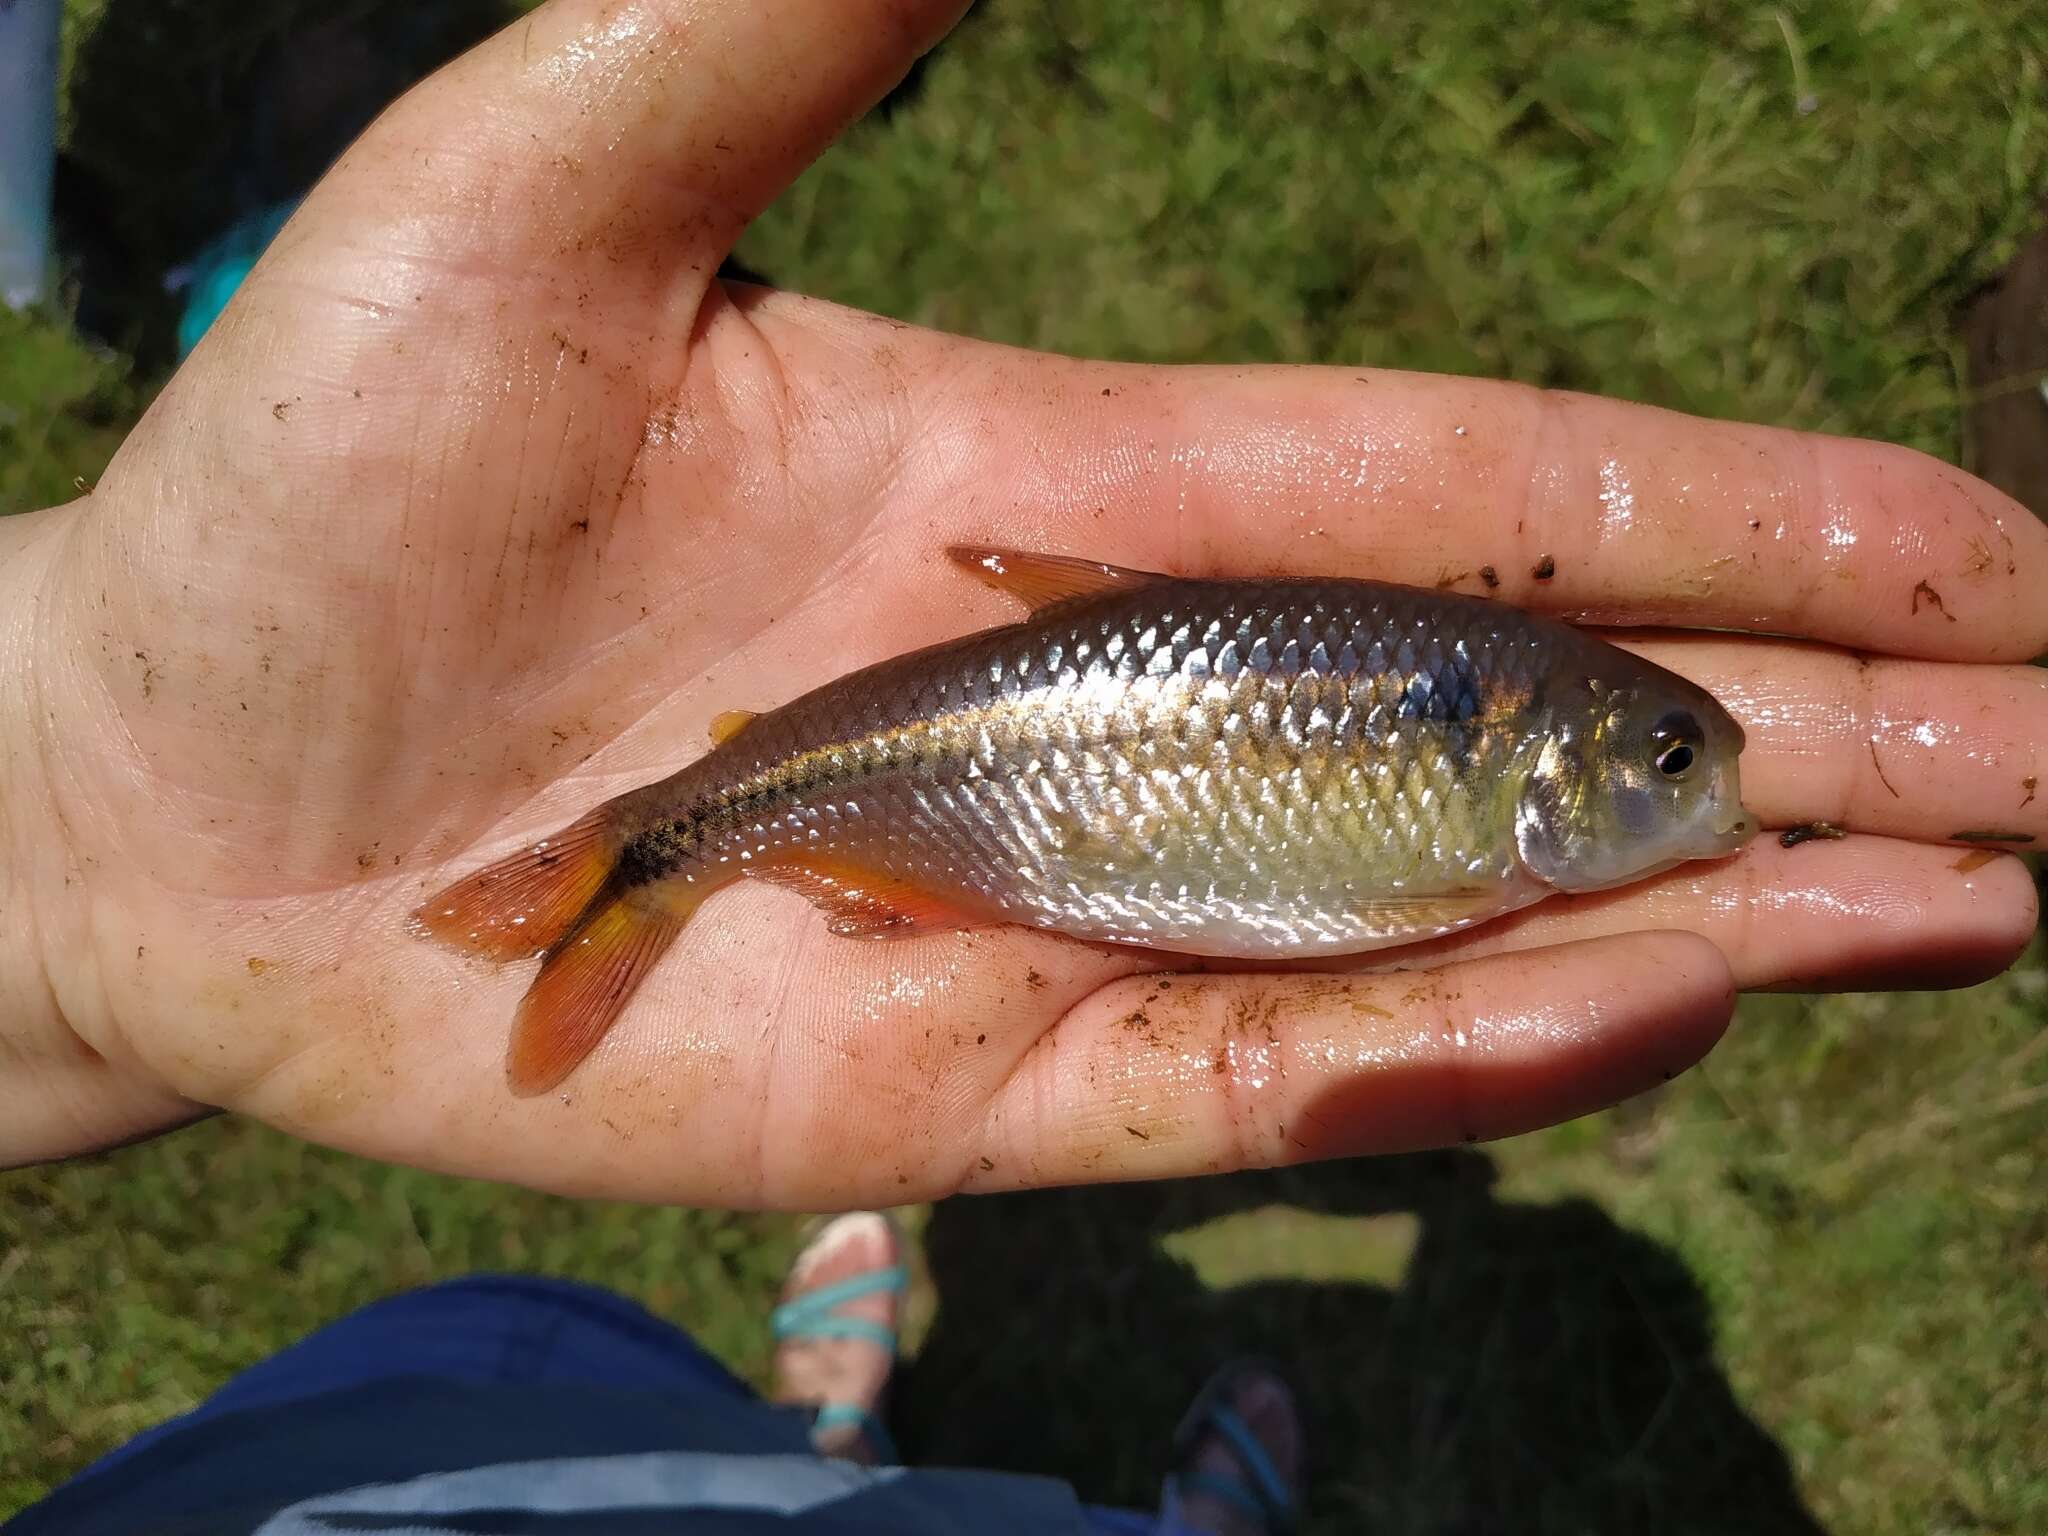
left=902, top=1151, right=1826, bottom=1535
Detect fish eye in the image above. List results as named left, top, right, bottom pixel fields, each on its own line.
left=1654, top=740, right=1697, bottom=778
left=1650, top=710, right=1702, bottom=780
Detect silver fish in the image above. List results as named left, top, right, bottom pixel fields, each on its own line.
left=418, top=546, right=1754, bottom=1093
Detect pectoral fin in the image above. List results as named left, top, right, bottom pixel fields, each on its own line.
left=708, top=709, right=760, bottom=747
left=1345, top=887, right=1506, bottom=938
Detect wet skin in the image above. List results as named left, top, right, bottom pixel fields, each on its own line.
left=0, top=0, right=2042, bottom=1206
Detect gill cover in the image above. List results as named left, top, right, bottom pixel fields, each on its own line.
left=1515, top=734, right=1587, bottom=889
left=1514, top=676, right=1754, bottom=895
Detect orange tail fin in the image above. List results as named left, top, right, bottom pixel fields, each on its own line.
left=508, top=889, right=694, bottom=1096
left=413, top=808, right=616, bottom=960
left=415, top=809, right=707, bottom=1095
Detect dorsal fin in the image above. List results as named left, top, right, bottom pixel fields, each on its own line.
left=945, top=545, right=1164, bottom=612
left=707, top=709, right=760, bottom=747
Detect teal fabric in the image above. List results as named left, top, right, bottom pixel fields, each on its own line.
left=174, top=200, right=299, bottom=357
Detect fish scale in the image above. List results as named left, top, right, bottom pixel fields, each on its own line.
left=419, top=546, right=1751, bottom=1095
left=615, top=581, right=1551, bottom=955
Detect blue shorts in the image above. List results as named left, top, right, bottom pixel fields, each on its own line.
left=13, top=1274, right=1175, bottom=1535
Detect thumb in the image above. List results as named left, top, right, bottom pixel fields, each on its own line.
left=297, top=0, right=970, bottom=276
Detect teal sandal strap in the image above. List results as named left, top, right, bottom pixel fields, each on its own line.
left=773, top=1314, right=897, bottom=1350
left=811, top=1401, right=898, bottom=1465
left=1204, top=1404, right=1291, bottom=1520
left=774, top=1260, right=907, bottom=1465
left=1170, top=1401, right=1294, bottom=1532
left=770, top=1264, right=908, bottom=1345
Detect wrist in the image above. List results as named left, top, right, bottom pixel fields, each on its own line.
left=0, top=501, right=199, bottom=1165
left=0, top=503, right=70, bottom=1029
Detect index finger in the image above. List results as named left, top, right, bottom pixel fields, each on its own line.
left=903, top=342, right=2048, bottom=661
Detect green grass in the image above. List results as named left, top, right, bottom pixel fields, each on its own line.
left=0, top=306, right=136, bottom=514
left=5, top=1, right=2047, bottom=1530
left=744, top=1, right=2046, bottom=459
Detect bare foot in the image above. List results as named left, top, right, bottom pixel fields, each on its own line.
left=1166, top=1363, right=1304, bottom=1536
left=769, top=1211, right=903, bottom=1465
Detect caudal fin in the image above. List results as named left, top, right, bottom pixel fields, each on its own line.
left=415, top=807, right=703, bottom=1094
left=413, top=808, right=616, bottom=959
left=508, top=889, right=691, bottom=1096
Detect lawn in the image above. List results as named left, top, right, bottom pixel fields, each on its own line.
left=4, top=2, right=2046, bottom=1530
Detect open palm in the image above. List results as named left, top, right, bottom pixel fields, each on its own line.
left=6, top=0, right=2043, bottom=1205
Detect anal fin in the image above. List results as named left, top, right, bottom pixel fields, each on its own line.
left=748, top=854, right=993, bottom=940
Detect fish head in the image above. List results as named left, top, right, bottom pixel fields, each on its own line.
left=1514, top=655, right=1755, bottom=894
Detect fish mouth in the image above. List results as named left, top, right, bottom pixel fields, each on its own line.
left=1703, top=810, right=1758, bottom=855
left=1701, top=758, right=1754, bottom=855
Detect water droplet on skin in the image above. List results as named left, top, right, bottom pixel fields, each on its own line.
left=1597, top=457, right=1636, bottom=537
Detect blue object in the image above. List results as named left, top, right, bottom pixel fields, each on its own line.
left=771, top=1262, right=910, bottom=1463
left=1168, top=1405, right=1295, bottom=1533
left=0, top=0, right=61, bottom=309
left=12, top=1273, right=1207, bottom=1535
left=171, top=199, right=300, bottom=358
left=770, top=1264, right=909, bottom=1353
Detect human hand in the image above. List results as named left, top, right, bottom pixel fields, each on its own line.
left=3, top=0, right=2041, bottom=1204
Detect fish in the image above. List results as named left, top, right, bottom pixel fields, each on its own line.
left=416, top=545, right=1755, bottom=1095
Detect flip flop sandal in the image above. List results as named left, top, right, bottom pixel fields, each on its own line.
left=1163, top=1358, right=1299, bottom=1535
left=771, top=1219, right=908, bottom=1464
